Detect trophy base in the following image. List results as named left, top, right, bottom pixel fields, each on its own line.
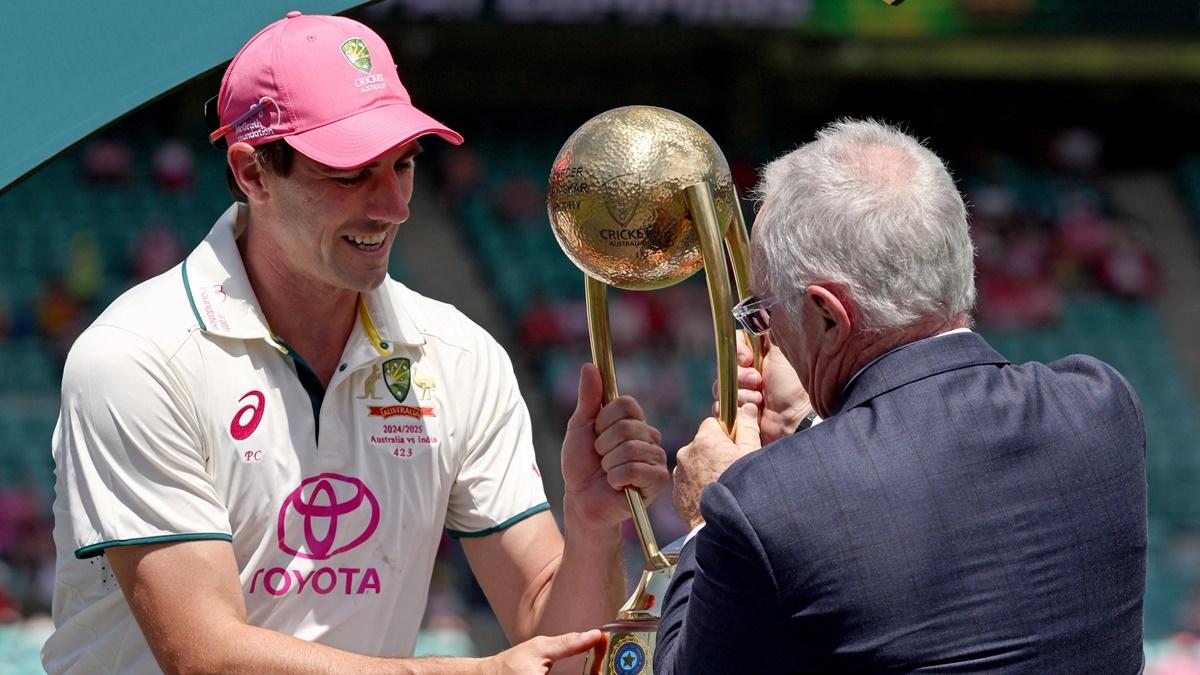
left=584, top=538, right=685, bottom=674
left=583, top=621, right=657, bottom=675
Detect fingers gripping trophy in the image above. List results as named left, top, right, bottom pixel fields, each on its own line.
left=547, top=106, right=761, bottom=674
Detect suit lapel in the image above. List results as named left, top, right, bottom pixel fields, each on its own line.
left=834, top=332, right=1010, bottom=415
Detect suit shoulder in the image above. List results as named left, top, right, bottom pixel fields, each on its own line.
left=718, top=416, right=902, bottom=509
left=1024, top=353, right=1143, bottom=422
left=721, top=420, right=847, bottom=486
left=715, top=431, right=837, bottom=517
left=1046, top=353, right=1132, bottom=387
left=719, top=445, right=778, bottom=489
left=1050, top=353, right=1143, bottom=429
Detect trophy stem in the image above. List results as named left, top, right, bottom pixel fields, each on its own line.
left=584, top=275, right=671, bottom=571
left=724, top=186, right=765, bottom=372
left=724, top=186, right=754, bottom=300
left=683, top=183, right=738, bottom=437
left=584, top=275, right=619, bottom=405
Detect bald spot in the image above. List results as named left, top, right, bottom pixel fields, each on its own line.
left=837, top=142, right=916, bottom=193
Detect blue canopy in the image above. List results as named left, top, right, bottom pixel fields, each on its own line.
left=0, top=0, right=369, bottom=191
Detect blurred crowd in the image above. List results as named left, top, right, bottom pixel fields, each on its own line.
left=441, top=125, right=1165, bottom=463
left=0, top=139, right=196, bottom=666
left=968, top=127, right=1159, bottom=329
left=0, top=126, right=1193, bottom=667
left=0, top=138, right=188, bottom=364
left=1148, top=530, right=1200, bottom=674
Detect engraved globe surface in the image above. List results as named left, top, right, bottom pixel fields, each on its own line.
left=547, top=106, right=734, bottom=290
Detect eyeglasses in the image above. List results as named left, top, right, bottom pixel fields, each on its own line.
left=732, top=294, right=785, bottom=335
left=207, top=96, right=277, bottom=146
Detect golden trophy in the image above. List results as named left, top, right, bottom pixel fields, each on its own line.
left=546, top=105, right=759, bottom=675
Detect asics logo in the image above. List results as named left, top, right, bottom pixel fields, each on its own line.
left=230, top=390, right=265, bottom=441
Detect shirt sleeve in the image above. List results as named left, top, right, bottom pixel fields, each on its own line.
left=444, top=334, right=548, bottom=538
left=54, top=325, right=232, bottom=559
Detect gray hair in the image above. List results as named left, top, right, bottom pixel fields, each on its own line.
left=752, top=119, right=975, bottom=332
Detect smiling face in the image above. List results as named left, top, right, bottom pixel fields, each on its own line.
left=247, top=140, right=423, bottom=295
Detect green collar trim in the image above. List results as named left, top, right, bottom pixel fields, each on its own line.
left=182, top=258, right=207, bottom=332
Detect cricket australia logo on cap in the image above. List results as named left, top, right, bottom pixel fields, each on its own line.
left=344, top=37, right=386, bottom=93
left=341, top=38, right=372, bottom=73
left=382, top=357, right=411, bottom=402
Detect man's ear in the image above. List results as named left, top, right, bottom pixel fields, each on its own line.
left=804, top=284, right=853, bottom=354
left=228, top=142, right=268, bottom=203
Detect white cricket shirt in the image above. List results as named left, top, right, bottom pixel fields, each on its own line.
left=44, top=204, right=548, bottom=674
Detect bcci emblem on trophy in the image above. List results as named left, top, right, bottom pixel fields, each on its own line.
left=611, top=635, right=647, bottom=674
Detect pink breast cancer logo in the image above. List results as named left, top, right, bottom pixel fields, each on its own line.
left=277, top=474, right=380, bottom=560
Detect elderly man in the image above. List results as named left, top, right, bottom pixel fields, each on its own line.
left=657, top=120, right=1147, bottom=674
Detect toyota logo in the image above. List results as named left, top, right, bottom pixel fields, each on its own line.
left=277, top=473, right=380, bottom=560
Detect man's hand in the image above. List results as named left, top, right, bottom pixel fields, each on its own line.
left=561, top=364, right=669, bottom=531
left=487, top=630, right=602, bottom=674
left=673, top=404, right=762, bottom=529
left=713, top=334, right=812, bottom=445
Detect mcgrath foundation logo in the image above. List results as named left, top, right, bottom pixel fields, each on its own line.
left=277, top=473, right=380, bottom=560
left=233, top=98, right=282, bottom=143
left=341, top=38, right=372, bottom=73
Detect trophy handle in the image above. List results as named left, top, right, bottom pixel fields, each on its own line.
left=579, top=185, right=750, bottom=675
left=724, top=186, right=765, bottom=372
left=579, top=184, right=748, bottom=576
left=683, top=182, right=738, bottom=437
left=585, top=275, right=672, bottom=571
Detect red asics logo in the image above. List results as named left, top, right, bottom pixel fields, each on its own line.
left=230, top=390, right=265, bottom=440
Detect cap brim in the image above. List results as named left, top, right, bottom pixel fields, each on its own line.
left=283, top=102, right=463, bottom=169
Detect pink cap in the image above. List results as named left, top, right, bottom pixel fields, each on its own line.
left=214, top=11, right=462, bottom=168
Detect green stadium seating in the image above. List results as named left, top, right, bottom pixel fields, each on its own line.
left=2, top=138, right=1199, bottom=642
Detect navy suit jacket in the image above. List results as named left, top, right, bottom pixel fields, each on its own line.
left=656, top=332, right=1146, bottom=674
